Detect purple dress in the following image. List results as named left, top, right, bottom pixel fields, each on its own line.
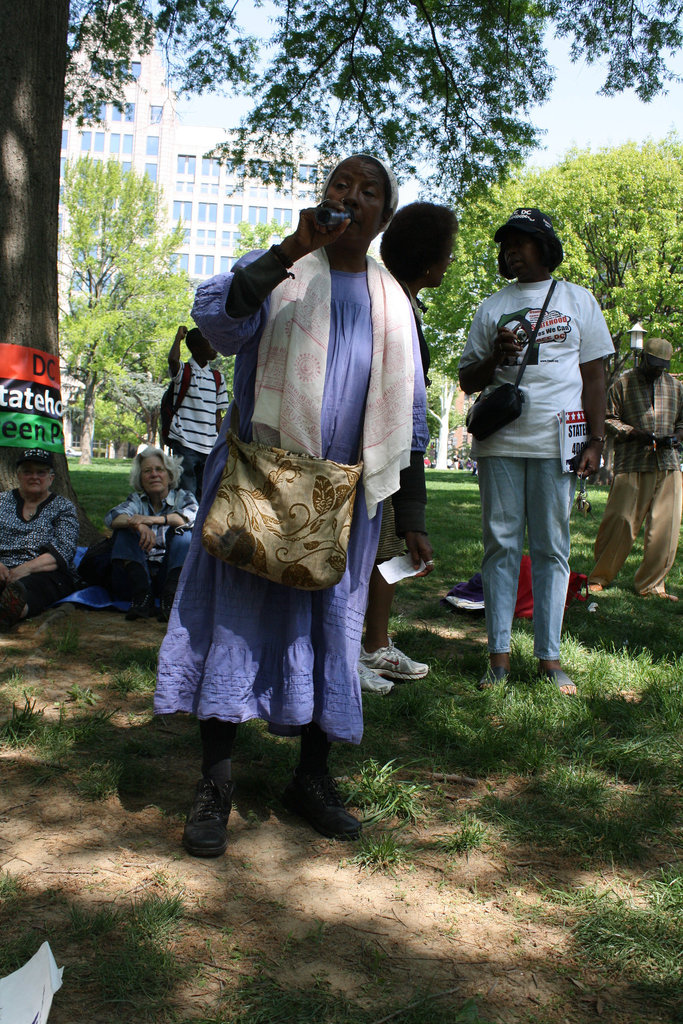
left=155, top=259, right=426, bottom=744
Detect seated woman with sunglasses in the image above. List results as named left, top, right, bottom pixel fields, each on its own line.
left=0, top=448, right=78, bottom=628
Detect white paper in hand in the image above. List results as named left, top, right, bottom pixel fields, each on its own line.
left=0, top=941, right=63, bottom=1024
left=377, top=553, right=427, bottom=584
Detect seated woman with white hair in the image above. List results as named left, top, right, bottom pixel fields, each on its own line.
left=105, top=446, right=198, bottom=622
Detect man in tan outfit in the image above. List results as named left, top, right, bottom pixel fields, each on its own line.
left=589, top=337, right=683, bottom=600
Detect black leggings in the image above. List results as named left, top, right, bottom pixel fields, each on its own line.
left=199, top=718, right=331, bottom=776
left=21, top=569, right=76, bottom=617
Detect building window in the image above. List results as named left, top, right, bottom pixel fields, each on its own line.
left=200, top=181, right=219, bottom=195
left=198, top=203, right=217, bottom=223
left=173, top=201, right=192, bottom=223
left=299, top=163, right=317, bottom=183
left=124, top=103, right=135, bottom=123
left=273, top=208, right=292, bottom=226
left=249, top=185, right=269, bottom=199
left=145, top=163, right=158, bottom=182
left=196, top=229, right=216, bottom=245
left=172, top=253, right=189, bottom=272
left=110, top=134, right=120, bottom=154
left=131, top=62, right=142, bottom=79
left=94, top=132, right=105, bottom=153
left=150, top=105, right=163, bottom=124
left=98, top=102, right=107, bottom=121
left=61, top=129, right=68, bottom=150
left=121, top=161, right=132, bottom=173
left=177, top=154, right=196, bottom=176
left=123, top=134, right=133, bottom=154
left=111, top=107, right=122, bottom=122
left=248, top=206, right=268, bottom=225
left=194, top=254, right=214, bottom=276
left=183, top=228, right=191, bottom=244
left=146, top=136, right=159, bottom=157
left=201, top=157, right=221, bottom=178
left=220, top=256, right=232, bottom=273
left=223, top=204, right=243, bottom=224
left=80, top=131, right=91, bottom=151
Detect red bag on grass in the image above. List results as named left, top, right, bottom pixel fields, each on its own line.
left=514, top=554, right=587, bottom=619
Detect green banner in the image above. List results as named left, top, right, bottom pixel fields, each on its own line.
left=0, top=410, right=64, bottom=452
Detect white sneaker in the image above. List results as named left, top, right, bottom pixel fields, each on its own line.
left=358, top=662, right=394, bottom=695
left=359, top=639, right=429, bottom=681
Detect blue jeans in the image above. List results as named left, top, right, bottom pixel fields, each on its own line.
left=111, top=528, right=192, bottom=598
left=477, top=457, right=577, bottom=661
left=169, top=441, right=207, bottom=500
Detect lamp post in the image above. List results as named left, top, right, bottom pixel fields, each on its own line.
left=629, top=321, right=645, bottom=368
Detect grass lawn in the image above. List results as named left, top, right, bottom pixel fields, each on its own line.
left=66, top=457, right=131, bottom=532
left=0, top=465, right=681, bottom=1023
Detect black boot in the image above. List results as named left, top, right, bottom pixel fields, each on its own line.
left=282, top=769, right=361, bottom=840
left=158, top=567, right=181, bottom=623
left=183, top=777, right=234, bottom=857
left=123, top=561, right=153, bottom=620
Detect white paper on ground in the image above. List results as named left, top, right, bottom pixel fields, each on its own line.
left=0, top=941, right=63, bottom=1024
left=377, top=553, right=427, bottom=584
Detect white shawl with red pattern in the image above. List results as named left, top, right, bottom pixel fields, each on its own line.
left=251, top=247, right=415, bottom=519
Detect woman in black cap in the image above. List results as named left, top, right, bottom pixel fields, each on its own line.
left=459, top=209, right=614, bottom=694
left=0, top=449, right=79, bottom=628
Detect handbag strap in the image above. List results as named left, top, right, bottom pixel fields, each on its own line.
left=513, top=278, right=557, bottom=388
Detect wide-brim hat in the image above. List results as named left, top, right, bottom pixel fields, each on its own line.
left=16, top=448, right=54, bottom=469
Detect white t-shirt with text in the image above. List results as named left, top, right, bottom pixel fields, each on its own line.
left=460, top=279, right=614, bottom=458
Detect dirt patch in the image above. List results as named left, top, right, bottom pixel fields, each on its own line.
left=0, top=607, right=674, bottom=1024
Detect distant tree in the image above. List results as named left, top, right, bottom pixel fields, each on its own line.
left=433, top=139, right=683, bottom=386
left=97, top=370, right=167, bottom=448
left=233, top=219, right=288, bottom=259
left=59, top=158, right=192, bottom=464
left=2, top=0, right=682, bottom=509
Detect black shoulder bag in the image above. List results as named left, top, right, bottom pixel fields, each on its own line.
left=466, top=279, right=557, bottom=442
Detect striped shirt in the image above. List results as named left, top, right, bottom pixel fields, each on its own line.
left=168, top=358, right=229, bottom=455
left=606, top=368, right=683, bottom=473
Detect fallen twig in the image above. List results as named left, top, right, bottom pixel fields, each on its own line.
left=430, top=772, right=479, bottom=786
left=368, top=985, right=462, bottom=1024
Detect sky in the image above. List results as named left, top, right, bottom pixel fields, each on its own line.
left=174, top=34, right=683, bottom=176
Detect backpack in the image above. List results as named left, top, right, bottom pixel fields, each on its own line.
left=160, top=363, right=221, bottom=445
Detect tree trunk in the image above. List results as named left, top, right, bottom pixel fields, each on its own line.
left=79, top=372, right=98, bottom=466
left=435, top=380, right=456, bottom=470
left=0, top=1, right=100, bottom=542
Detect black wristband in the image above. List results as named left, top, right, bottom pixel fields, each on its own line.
left=270, top=244, right=294, bottom=270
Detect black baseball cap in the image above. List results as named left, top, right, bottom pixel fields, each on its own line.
left=494, top=207, right=564, bottom=275
left=494, top=208, right=558, bottom=243
left=16, top=448, right=54, bottom=469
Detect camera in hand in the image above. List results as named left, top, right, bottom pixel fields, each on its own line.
left=314, top=205, right=354, bottom=226
left=656, top=435, right=680, bottom=450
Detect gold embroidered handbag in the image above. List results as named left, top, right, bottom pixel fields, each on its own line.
left=202, top=418, right=363, bottom=591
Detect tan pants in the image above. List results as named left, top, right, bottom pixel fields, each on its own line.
left=589, top=470, right=682, bottom=595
